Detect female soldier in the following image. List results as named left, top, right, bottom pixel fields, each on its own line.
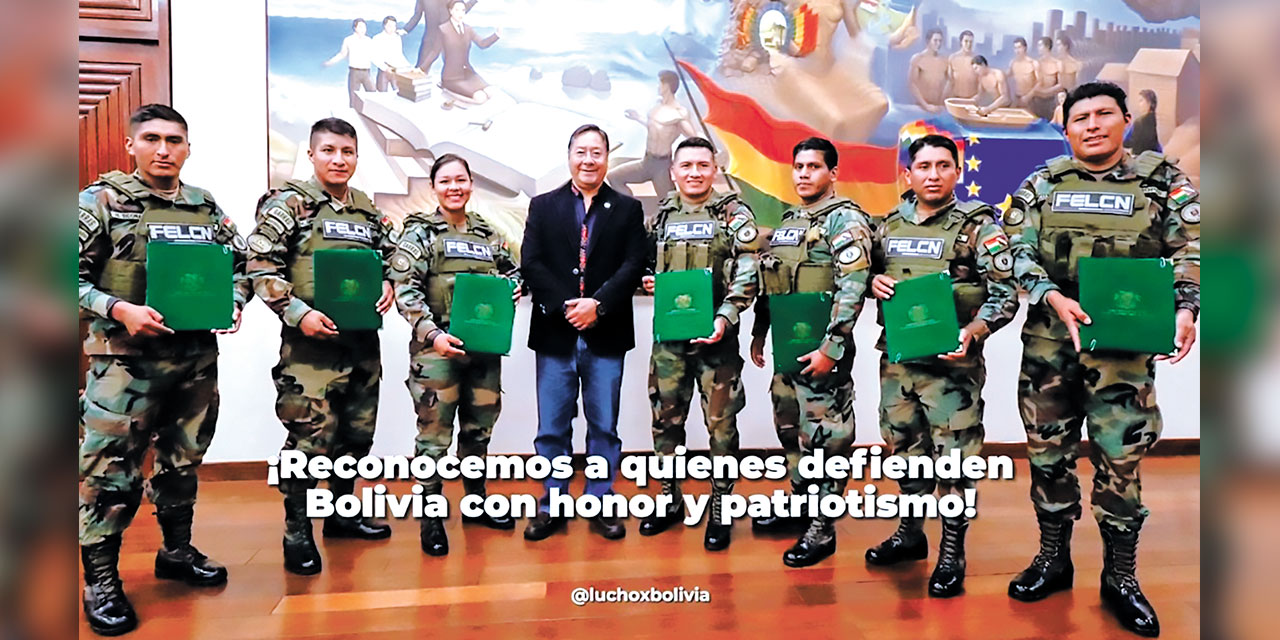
left=391, top=153, right=521, bottom=555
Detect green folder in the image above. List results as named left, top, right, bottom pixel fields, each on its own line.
left=1078, top=257, right=1175, bottom=354
left=653, top=269, right=714, bottom=342
left=769, top=292, right=833, bottom=374
left=449, top=273, right=516, bottom=355
left=314, top=248, right=383, bottom=330
left=146, top=242, right=233, bottom=331
left=882, top=273, right=961, bottom=363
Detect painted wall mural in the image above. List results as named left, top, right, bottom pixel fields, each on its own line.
left=267, top=0, right=1200, bottom=245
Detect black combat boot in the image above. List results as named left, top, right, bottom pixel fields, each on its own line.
left=321, top=478, right=392, bottom=539
left=154, top=505, right=228, bottom=586
left=782, top=516, right=836, bottom=567
left=420, top=516, right=449, bottom=556
left=928, top=516, right=968, bottom=597
left=282, top=495, right=322, bottom=575
left=1009, top=513, right=1074, bottom=601
left=82, top=535, right=137, bottom=636
left=639, top=480, right=684, bottom=536
left=752, top=482, right=807, bottom=534
left=704, top=483, right=732, bottom=551
left=865, top=516, right=928, bottom=565
left=1099, top=522, right=1160, bottom=637
left=460, top=478, right=515, bottom=530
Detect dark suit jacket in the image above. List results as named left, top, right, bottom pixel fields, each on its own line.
left=405, top=0, right=477, bottom=69
left=420, top=22, right=498, bottom=96
left=521, top=181, right=646, bottom=357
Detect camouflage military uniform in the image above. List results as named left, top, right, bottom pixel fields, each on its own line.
left=246, top=178, right=396, bottom=498
left=78, top=171, right=251, bottom=545
left=646, top=191, right=762, bottom=496
left=1006, top=151, right=1200, bottom=529
left=756, top=194, right=874, bottom=499
left=872, top=196, right=1018, bottom=498
left=390, top=209, right=520, bottom=495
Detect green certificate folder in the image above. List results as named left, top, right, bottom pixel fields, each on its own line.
left=882, top=273, right=961, bottom=363
left=1078, top=257, right=1175, bottom=354
left=449, top=273, right=516, bottom=355
left=145, top=242, right=233, bottom=331
left=653, top=269, right=714, bottom=342
left=314, top=248, right=383, bottom=330
left=769, top=292, right=833, bottom=374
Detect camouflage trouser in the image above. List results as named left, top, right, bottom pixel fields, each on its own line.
left=79, top=351, right=219, bottom=545
left=772, top=352, right=856, bottom=498
left=274, top=329, right=381, bottom=497
left=1018, top=333, right=1162, bottom=530
left=648, top=338, right=745, bottom=493
left=407, top=349, right=502, bottom=495
left=879, top=350, right=986, bottom=497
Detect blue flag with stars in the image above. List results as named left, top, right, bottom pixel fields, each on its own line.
left=900, top=117, right=1069, bottom=222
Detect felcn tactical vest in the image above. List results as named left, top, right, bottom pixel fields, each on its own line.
left=761, top=197, right=852, bottom=295
left=1038, top=152, right=1168, bottom=285
left=880, top=199, right=992, bottom=321
left=654, top=192, right=742, bottom=303
left=282, top=179, right=379, bottom=302
left=417, top=213, right=501, bottom=326
left=95, top=171, right=221, bottom=304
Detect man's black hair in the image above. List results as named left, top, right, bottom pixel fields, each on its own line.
left=792, top=137, right=838, bottom=170
left=129, top=104, right=188, bottom=133
left=568, top=124, right=610, bottom=151
left=1062, top=81, right=1129, bottom=122
left=674, top=136, right=716, bottom=159
left=907, top=134, right=959, bottom=166
left=310, top=117, right=358, bottom=147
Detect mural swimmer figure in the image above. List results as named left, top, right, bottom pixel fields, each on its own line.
left=610, top=70, right=699, bottom=202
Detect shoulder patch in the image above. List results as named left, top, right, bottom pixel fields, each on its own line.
left=980, top=231, right=1009, bottom=255
left=1002, top=208, right=1025, bottom=226
left=830, top=229, right=856, bottom=252
left=1179, top=203, right=1200, bottom=224
left=397, top=240, right=424, bottom=260
left=230, top=234, right=248, bottom=251
left=837, top=245, right=869, bottom=273
left=247, top=234, right=274, bottom=254
left=391, top=253, right=413, bottom=273
left=735, top=224, right=758, bottom=243
left=1169, top=184, right=1197, bottom=207
left=79, top=208, right=100, bottom=233
left=993, top=251, right=1014, bottom=272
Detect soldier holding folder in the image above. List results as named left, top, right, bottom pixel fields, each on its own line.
left=753, top=137, right=874, bottom=568
left=78, top=105, right=251, bottom=635
left=389, top=153, right=522, bottom=556
left=863, top=133, right=1018, bottom=598
left=638, top=137, right=762, bottom=551
left=246, top=117, right=398, bottom=576
left=1003, top=82, right=1199, bottom=637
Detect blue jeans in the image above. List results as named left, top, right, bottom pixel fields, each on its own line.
left=534, top=337, right=625, bottom=511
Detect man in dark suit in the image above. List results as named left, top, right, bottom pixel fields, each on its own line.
left=403, top=0, right=477, bottom=74
left=520, top=124, right=646, bottom=541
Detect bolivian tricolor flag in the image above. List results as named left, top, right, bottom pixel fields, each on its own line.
left=676, top=61, right=901, bottom=219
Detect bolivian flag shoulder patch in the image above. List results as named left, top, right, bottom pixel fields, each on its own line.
left=1169, top=185, right=1197, bottom=207
left=981, top=233, right=1009, bottom=255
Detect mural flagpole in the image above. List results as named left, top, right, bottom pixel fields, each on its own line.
left=662, top=37, right=741, bottom=194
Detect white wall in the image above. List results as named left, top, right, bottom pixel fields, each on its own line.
left=173, top=1, right=1200, bottom=463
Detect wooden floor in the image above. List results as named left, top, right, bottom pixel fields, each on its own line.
left=81, top=457, right=1200, bottom=639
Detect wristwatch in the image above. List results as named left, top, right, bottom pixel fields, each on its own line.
left=594, top=299, right=607, bottom=317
